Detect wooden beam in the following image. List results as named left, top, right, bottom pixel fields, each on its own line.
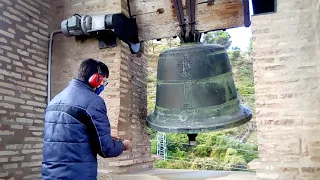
left=126, top=0, right=250, bottom=41
left=55, top=1, right=248, bottom=41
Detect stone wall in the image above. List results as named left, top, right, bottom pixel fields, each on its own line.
left=97, top=42, right=155, bottom=177
left=50, top=0, right=154, bottom=175
left=113, top=42, right=154, bottom=173
left=0, top=0, right=53, bottom=179
left=251, top=0, right=320, bottom=179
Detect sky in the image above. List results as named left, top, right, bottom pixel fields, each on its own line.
left=226, top=0, right=253, bottom=50
left=226, top=27, right=252, bottom=50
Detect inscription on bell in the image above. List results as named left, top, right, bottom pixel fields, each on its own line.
left=177, top=57, right=192, bottom=79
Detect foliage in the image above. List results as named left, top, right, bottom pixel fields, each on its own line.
left=153, top=132, right=258, bottom=171
left=147, top=94, right=156, bottom=114
left=203, top=31, right=232, bottom=49
left=223, top=148, right=247, bottom=171
left=155, top=159, right=190, bottom=169
left=147, top=75, right=156, bottom=83
left=151, top=137, right=157, bottom=154
left=191, top=158, right=223, bottom=170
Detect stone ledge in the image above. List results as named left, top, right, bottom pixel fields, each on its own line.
left=104, top=169, right=257, bottom=180
left=108, top=156, right=157, bottom=167
left=247, top=159, right=260, bottom=170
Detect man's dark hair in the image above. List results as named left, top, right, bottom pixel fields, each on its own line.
left=76, top=58, right=109, bottom=84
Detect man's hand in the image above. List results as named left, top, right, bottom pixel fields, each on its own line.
left=112, top=136, right=132, bottom=151
left=122, top=140, right=132, bottom=151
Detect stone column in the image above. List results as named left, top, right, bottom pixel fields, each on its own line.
left=251, top=0, right=320, bottom=179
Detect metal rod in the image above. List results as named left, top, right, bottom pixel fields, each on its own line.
left=127, top=0, right=132, bottom=18
left=47, top=30, right=62, bottom=104
left=173, top=0, right=186, bottom=42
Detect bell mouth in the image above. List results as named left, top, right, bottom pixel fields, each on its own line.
left=146, top=104, right=252, bottom=134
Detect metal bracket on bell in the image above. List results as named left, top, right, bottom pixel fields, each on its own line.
left=173, top=0, right=201, bottom=43
left=173, top=0, right=187, bottom=42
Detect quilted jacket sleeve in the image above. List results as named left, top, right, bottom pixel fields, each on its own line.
left=86, top=97, right=125, bottom=158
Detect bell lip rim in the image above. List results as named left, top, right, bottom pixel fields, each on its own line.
left=146, top=104, right=253, bottom=133
left=145, top=114, right=253, bottom=134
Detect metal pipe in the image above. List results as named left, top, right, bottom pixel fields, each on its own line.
left=47, top=30, right=62, bottom=104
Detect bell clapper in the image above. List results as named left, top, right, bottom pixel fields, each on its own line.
left=187, top=134, right=198, bottom=146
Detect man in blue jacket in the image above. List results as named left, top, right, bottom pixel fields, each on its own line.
left=42, top=58, right=132, bottom=180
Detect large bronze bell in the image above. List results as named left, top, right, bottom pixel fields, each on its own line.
left=146, top=43, right=252, bottom=144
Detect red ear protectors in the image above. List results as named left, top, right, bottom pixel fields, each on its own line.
left=88, top=66, right=104, bottom=88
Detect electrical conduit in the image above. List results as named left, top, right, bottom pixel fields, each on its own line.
left=47, top=30, right=62, bottom=104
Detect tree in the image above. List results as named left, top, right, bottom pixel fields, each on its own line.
left=203, top=31, right=232, bottom=49
left=229, top=47, right=241, bottom=61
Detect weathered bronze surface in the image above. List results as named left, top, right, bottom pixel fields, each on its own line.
left=146, top=43, right=252, bottom=134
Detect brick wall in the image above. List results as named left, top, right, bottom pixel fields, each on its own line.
left=0, top=0, right=52, bottom=179
left=96, top=42, right=155, bottom=177
left=50, top=0, right=154, bottom=176
left=98, top=42, right=154, bottom=175
left=251, top=0, right=320, bottom=179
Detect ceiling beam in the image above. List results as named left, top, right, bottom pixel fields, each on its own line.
left=125, top=0, right=250, bottom=41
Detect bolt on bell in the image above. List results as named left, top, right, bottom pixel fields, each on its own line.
left=146, top=43, right=252, bottom=144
